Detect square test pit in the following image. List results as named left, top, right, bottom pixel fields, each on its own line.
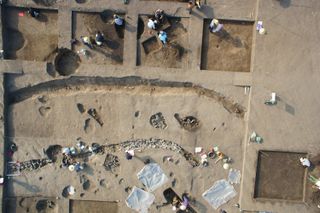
left=254, top=150, right=307, bottom=201
left=201, top=19, right=253, bottom=72
left=72, top=10, right=124, bottom=65
left=137, top=15, right=189, bottom=69
left=2, top=7, right=58, bottom=61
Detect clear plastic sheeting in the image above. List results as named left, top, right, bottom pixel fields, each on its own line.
left=202, top=179, right=237, bottom=209
left=125, top=186, right=155, bottom=213
left=137, top=163, right=168, bottom=192
left=228, top=168, right=241, bottom=184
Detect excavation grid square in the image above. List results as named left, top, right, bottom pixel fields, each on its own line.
left=72, top=11, right=124, bottom=65
left=2, top=7, right=58, bottom=61
left=201, top=19, right=253, bottom=72
left=254, top=150, right=307, bottom=201
left=137, top=15, right=189, bottom=69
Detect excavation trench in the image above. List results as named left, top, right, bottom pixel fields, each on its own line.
left=8, top=76, right=245, bottom=117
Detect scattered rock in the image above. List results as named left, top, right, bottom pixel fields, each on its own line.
left=134, top=111, right=140, bottom=117
left=88, top=108, right=104, bottom=127
left=39, top=106, right=51, bottom=117
left=83, top=180, right=90, bottom=190
left=119, top=178, right=124, bottom=185
left=80, top=193, right=85, bottom=197
left=36, top=199, right=55, bottom=212
left=99, top=179, right=106, bottom=187
left=77, top=103, right=86, bottom=114
left=150, top=112, right=167, bottom=129
left=125, top=186, right=132, bottom=193
left=38, top=95, right=48, bottom=104
left=174, top=113, right=200, bottom=131
left=172, top=178, right=177, bottom=187
left=104, top=154, right=120, bottom=171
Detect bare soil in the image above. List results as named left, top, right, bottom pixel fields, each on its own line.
left=137, top=16, right=189, bottom=69
left=70, top=200, right=118, bottom=213
left=2, top=7, right=58, bottom=61
left=254, top=151, right=307, bottom=201
left=5, top=197, right=58, bottom=213
left=201, top=19, right=253, bottom=72
left=72, top=11, right=124, bottom=65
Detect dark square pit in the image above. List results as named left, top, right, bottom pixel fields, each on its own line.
left=201, top=19, right=253, bottom=72
left=254, top=150, right=307, bottom=201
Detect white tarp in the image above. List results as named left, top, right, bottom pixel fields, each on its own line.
left=228, top=168, right=241, bottom=184
left=202, top=179, right=237, bottom=209
left=137, top=163, right=168, bottom=192
left=125, top=186, right=155, bottom=213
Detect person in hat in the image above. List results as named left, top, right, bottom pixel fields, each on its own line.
left=187, top=0, right=195, bottom=14
left=300, top=157, right=311, bottom=168
left=113, top=14, right=124, bottom=27
left=147, top=18, right=159, bottom=31
left=28, top=8, right=40, bottom=19
left=80, top=36, right=93, bottom=49
left=154, top=9, right=165, bottom=23
left=209, top=19, right=223, bottom=33
left=125, top=150, right=134, bottom=160
left=95, top=31, right=105, bottom=46
left=308, top=174, right=320, bottom=190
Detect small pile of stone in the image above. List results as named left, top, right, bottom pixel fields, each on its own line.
left=104, top=154, right=120, bottom=171
left=149, top=112, right=167, bottom=129
left=174, top=113, right=200, bottom=131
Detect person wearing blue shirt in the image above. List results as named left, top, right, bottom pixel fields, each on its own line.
left=158, top=31, right=167, bottom=46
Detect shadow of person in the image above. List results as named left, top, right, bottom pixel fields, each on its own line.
left=105, top=39, right=120, bottom=50
left=215, top=29, right=244, bottom=48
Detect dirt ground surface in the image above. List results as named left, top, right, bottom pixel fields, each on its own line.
left=2, top=7, right=58, bottom=61
left=201, top=20, right=253, bottom=72
left=4, top=197, right=59, bottom=213
left=69, top=200, right=118, bottom=213
left=72, top=11, right=124, bottom=65
left=137, top=16, right=189, bottom=69
left=254, top=151, right=307, bottom=201
left=1, top=0, right=320, bottom=213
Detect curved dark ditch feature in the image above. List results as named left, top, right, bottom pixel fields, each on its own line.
left=54, top=48, right=80, bottom=76
left=8, top=76, right=246, bottom=117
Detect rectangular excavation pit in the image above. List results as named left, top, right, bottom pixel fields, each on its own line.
left=72, top=11, right=124, bottom=65
left=142, top=36, right=160, bottom=54
left=201, top=19, right=254, bottom=72
left=70, top=200, right=118, bottom=213
left=2, top=6, right=58, bottom=61
left=254, top=150, right=307, bottom=201
left=137, top=15, right=189, bottom=69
